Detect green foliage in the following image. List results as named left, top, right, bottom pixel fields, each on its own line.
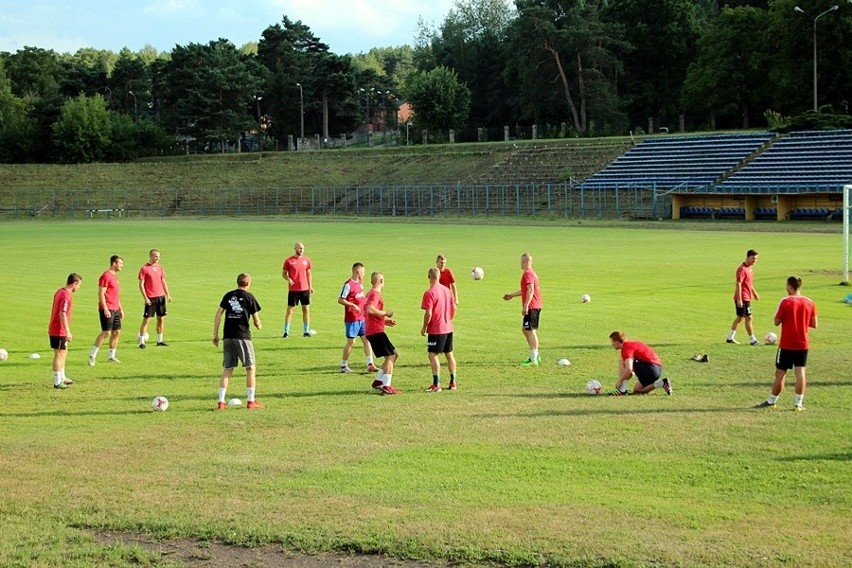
left=404, top=66, right=471, bottom=137
left=783, top=109, right=852, bottom=132
left=763, top=109, right=791, bottom=130
left=51, top=94, right=112, bottom=163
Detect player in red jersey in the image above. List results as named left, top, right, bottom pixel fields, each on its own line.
left=421, top=267, right=458, bottom=392
left=727, top=249, right=761, bottom=345
left=49, top=273, right=82, bottom=389
left=364, top=272, right=399, bottom=395
left=436, top=254, right=458, bottom=306
left=503, top=253, right=542, bottom=366
left=608, top=331, right=672, bottom=396
left=137, top=249, right=172, bottom=349
left=88, top=255, right=124, bottom=366
left=337, top=262, right=377, bottom=373
left=282, top=241, right=313, bottom=338
left=756, top=276, right=818, bottom=411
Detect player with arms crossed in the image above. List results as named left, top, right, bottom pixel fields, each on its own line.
left=608, top=331, right=672, bottom=396
left=137, top=248, right=172, bottom=349
left=421, top=267, right=458, bottom=392
left=49, top=273, right=82, bottom=389
left=338, top=262, right=378, bottom=373
left=755, top=276, right=818, bottom=411
left=365, top=272, right=399, bottom=395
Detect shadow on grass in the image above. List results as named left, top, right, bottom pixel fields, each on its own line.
left=776, top=451, right=852, bottom=462
left=477, top=405, right=756, bottom=418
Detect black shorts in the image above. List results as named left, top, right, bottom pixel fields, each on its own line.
left=735, top=301, right=752, bottom=317
left=633, top=360, right=663, bottom=386
left=776, top=348, right=808, bottom=370
left=523, top=309, right=541, bottom=330
left=98, top=309, right=122, bottom=331
left=288, top=290, right=311, bottom=307
left=366, top=332, right=396, bottom=359
left=143, top=296, right=168, bottom=318
left=49, top=336, right=69, bottom=350
left=427, top=333, right=453, bottom=354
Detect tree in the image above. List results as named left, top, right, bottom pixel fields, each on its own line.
left=0, top=59, right=38, bottom=162
left=52, top=94, right=112, bottom=163
left=405, top=66, right=471, bottom=139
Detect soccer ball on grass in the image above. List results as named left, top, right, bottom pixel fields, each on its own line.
left=471, top=267, right=485, bottom=280
left=581, top=294, right=591, bottom=303
left=227, top=398, right=242, bottom=408
left=151, top=396, right=169, bottom=411
left=0, top=348, right=7, bottom=361
left=764, top=332, right=778, bottom=345
left=585, top=380, right=602, bottom=395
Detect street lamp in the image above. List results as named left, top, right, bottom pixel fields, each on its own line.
left=794, top=4, right=839, bottom=111
left=128, top=90, right=138, bottom=123
left=296, top=83, right=304, bottom=145
left=255, top=95, right=263, bottom=151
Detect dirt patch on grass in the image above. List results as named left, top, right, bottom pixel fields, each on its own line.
left=95, top=531, right=447, bottom=568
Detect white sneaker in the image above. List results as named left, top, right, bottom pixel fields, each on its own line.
left=87, top=355, right=96, bottom=367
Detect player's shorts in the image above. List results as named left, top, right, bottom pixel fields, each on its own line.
left=775, top=348, right=808, bottom=370
left=344, top=320, right=366, bottom=339
left=734, top=301, right=752, bottom=317
left=288, top=290, right=311, bottom=307
left=49, top=336, right=69, bottom=350
left=143, top=296, right=168, bottom=318
left=366, top=332, right=396, bottom=359
left=222, top=338, right=255, bottom=368
left=98, top=309, right=122, bottom=331
left=522, top=309, right=541, bottom=330
left=427, top=333, right=453, bottom=354
left=633, top=360, right=663, bottom=386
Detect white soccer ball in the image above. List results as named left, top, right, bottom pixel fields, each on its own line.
left=585, top=380, right=602, bottom=395
left=141, top=333, right=150, bottom=342
left=471, top=267, right=485, bottom=280
left=764, top=332, right=778, bottom=345
left=557, top=358, right=571, bottom=367
left=227, top=398, right=242, bottom=408
left=0, top=349, right=7, bottom=361
left=28, top=353, right=41, bottom=359
left=151, top=396, right=169, bottom=411
left=309, top=329, right=317, bottom=336
left=581, top=294, right=591, bottom=303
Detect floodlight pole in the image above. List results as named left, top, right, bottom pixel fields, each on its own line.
left=128, top=90, right=138, bottom=123
left=296, top=83, right=304, bottom=147
left=795, top=5, right=839, bottom=111
left=843, top=184, right=850, bottom=285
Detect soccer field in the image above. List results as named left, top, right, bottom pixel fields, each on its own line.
left=1, top=219, right=850, bottom=567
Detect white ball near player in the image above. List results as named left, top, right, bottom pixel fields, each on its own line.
left=0, top=348, right=8, bottom=361
left=227, top=398, right=242, bottom=408
left=764, top=332, right=778, bottom=345
left=585, top=380, right=602, bottom=395
left=581, top=294, right=591, bottom=303
left=151, top=396, right=169, bottom=411
left=471, top=267, right=485, bottom=280
left=557, top=358, right=571, bottom=367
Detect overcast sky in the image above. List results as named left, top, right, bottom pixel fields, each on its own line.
left=0, top=0, right=465, bottom=56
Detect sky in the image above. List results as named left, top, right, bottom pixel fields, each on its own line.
left=0, top=0, right=463, bottom=56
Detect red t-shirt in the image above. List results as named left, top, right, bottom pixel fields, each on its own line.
left=421, top=284, right=455, bottom=334
left=138, top=263, right=166, bottom=298
left=775, top=295, right=817, bottom=350
left=521, top=268, right=542, bottom=309
left=98, top=270, right=120, bottom=310
left=283, top=255, right=312, bottom=291
left=364, top=289, right=385, bottom=335
left=438, top=268, right=455, bottom=289
left=48, top=287, right=73, bottom=336
left=734, top=263, right=755, bottom=302
left=340, top=278, right=366, bottom=322
left=620, top=341, right=662, bottom=365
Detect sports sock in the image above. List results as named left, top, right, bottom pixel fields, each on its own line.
left=432, top=374, right=440, bottom=387
left=246, top=387, right=255, bottom=402
left=90, top=346, right=99, bottom=357
left=531, top=349, right=539, bottom=361
left=108, top=349, right=116, bottom=359
left=284, top=323, right=290, bottom=334
left=138, top=334, right=145, bottom=345
left=53, top=371, right=62, bottom=386
left=450, top=373, right=456, bottom=384
left=366, top=356, right=373, bottom=365
left=304, top=323, right=310, bottom=333
left=767, top=394, right=779, bottom=404
left=793, top=394, right=804, bottom=407
left=341, top=359, right=348, bottom=367
left=383, top=373, right=392, bottom=387
left=749, top=334, right=758, bottom=343
left=217, top=388, right=227, bottom=403
left=653, top=379, right=664, bottom=389
left=157, top=333, right=164, bottom=343
left=727, top=330, right=736, bottom=340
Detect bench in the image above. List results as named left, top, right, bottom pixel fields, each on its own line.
left=87, top=208, right=125, bottom=218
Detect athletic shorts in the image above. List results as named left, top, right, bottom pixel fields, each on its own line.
left=776, top=348, right=808, bottom=370
left=523, top=309, right=541, bottom=330
left=344, top=320, right=366, bottom=339
left=735, top=301, right=752, bottom=317
left=98, top=309, right=122, bottom=331
left=366, top=332, right=396, bottom=359
left=427, top=333, right=453, bottom=354
left=143, top=296, right=168, bottom=318
left=288, top=290, right=311, bottom=307
left=222, top=338, right=255, bottom=368
left=49, top=336, right=69, bottom=350
left=633, top=360, right=663, bottom=386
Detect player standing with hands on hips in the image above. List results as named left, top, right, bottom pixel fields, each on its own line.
left=137, top=248, right=172, bottom=349
left=503, top=253, right=542, bottom=366
left=755, top=276, right=818, bottom=411
left=213, top=273, right=263, bottom=410
left=49, top=273, right=82, bottom=388
left=282, top=241, right=313, bottom=338
left=727, top=249, right=760, bottom=345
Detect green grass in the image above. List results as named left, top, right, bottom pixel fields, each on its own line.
left=1, top=219, right=850, bottom=567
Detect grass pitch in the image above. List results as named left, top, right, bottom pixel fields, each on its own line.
left=0, top=219, right=850, bottom=567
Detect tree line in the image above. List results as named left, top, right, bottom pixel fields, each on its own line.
left=1, top=0, right=850, bottom=163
